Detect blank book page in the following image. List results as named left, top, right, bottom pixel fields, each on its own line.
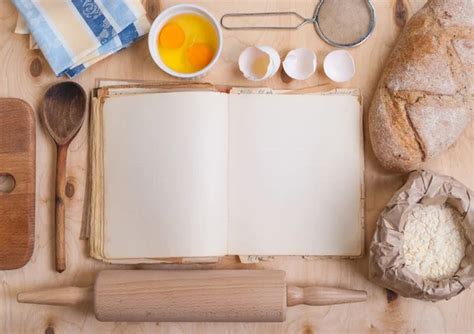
left=227, top=93, right=363, bottom=256
left=103, top=92, right=228, bottom=258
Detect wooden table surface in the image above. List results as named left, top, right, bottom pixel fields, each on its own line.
left=1, top=0, right=473, bottom=333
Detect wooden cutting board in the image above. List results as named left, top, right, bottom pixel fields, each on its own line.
left=0, top=98, right=35, bottom=269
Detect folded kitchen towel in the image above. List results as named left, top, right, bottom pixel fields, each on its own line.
left=12, top=0, right=150, bottom=77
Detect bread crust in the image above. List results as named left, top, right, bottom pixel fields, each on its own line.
left=368, top=0, right=474, bottom=172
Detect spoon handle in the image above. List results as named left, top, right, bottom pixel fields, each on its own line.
left=55, top=144, right=68, bottom=273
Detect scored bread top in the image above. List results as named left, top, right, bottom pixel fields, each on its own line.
left=368, top=0, right=474, bottom=171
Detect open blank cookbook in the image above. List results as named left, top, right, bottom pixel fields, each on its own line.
left=89, top=84, right=364, bottom=263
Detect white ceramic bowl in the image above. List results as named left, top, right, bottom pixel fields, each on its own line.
left=323, top=50, right=355, bottom=83
left=148, top=4, right=223, bottom=79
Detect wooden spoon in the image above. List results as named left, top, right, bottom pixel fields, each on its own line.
left=41, top=82, right=86, bottom=273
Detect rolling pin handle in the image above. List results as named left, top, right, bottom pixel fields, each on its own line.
left=287, top=286, right=367, bottom=306
left=17, top=286, right=93, bottom=307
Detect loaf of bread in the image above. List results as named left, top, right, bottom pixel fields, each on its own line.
left=369, top=0, right=473, bottom=172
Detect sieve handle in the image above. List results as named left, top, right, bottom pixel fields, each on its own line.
left=220, top=11, right=315, bottom=30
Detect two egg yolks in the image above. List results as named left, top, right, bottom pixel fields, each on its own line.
left=158, top=14, right=216, bottom=73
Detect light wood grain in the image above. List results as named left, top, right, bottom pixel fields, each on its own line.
left=287, top=286, right=367, bottom=307
left=18, top=286, right=93, bottom=307
left=95, top=270, right=287, bottom=322
left=0, top=0, right=473, bottom=333
left=0, top=98, right=35, bottom=270
left=18, top=270, right=366, bottom=322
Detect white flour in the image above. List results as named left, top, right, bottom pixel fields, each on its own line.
left=403, top=204, right=467, bottom=281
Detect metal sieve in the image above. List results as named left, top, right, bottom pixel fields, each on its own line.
left=220, top=0, right=376, bottom=48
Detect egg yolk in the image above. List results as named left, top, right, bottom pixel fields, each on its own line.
left=186, top=43, right=214, bottom=69
left=159, top=23, right=185, bottom=49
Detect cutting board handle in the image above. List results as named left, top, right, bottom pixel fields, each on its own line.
left=287, top=285, right=367, bottom=306
left=0, top=98, right=35, bottom=269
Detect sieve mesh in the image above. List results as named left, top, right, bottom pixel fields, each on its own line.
left=316, top=0, right=373, bottom=46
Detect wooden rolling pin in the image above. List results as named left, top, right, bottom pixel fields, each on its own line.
left=18, top=270, right=367, bottom=322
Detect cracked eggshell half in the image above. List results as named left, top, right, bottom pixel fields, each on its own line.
left=323, top=50, right=355, bottom=83
left=283, top=48, right=317, bottom=80
left=238, top=46, right=281, bottom=81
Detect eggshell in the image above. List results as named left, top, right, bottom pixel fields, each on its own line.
left=283, top=48, right=317, bottom=80
left=323, top=50, right=355, bottom=83
left=238, top=46, right=280, bottom=81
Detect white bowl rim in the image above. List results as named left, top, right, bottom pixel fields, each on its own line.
left=148, top=4, right=223, bottom=79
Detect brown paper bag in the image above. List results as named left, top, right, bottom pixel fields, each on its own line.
left=369, top=170, right=474, bottom=301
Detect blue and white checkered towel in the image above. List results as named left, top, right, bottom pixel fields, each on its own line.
left=12, top=0, right=150, bottom=77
